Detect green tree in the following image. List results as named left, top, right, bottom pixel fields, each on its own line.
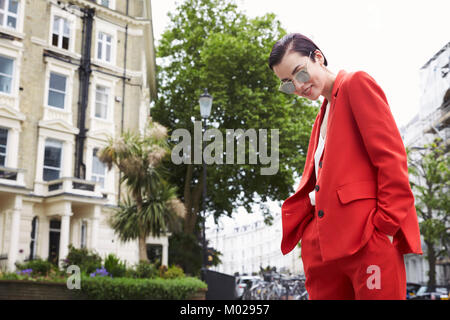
left=153, top=0, right=317, bottom=235
left=99, top=120, right=186, bottom=262
left=407, top=137, right=450, bottom=287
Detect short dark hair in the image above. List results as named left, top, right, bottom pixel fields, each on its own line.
left=268, top=33, right=328, bottom=70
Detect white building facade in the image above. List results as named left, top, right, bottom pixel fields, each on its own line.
left=400, top=41, right=450, bottom=285
left=206, top=211, right=304, bottom=276
left=0, top=0, right=168, bottom=273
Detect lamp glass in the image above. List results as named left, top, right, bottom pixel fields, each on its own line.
left=199, top=95, right=212, bottom=119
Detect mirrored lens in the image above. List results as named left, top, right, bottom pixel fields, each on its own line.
left=295, top=70, right=310, bottom=83
left=279, top=82, right=295, bottom=94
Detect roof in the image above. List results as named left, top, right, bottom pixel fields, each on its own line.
left=421, top=41, right=450, bottom=70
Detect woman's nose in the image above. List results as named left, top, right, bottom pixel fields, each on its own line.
left=293, top=80, right=306, bottom=94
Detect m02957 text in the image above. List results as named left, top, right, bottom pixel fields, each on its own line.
left=224, top=304, right=269, bottom=315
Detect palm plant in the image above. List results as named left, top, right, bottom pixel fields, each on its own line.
left=99, top=120, right=185, bottom=261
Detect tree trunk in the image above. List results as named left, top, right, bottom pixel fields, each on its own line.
left=138, top=235, right=148, bottom=262
left=425, top=239, right=437, bottom=288
left=135, top=192, right=149, bottom=262
left=183, top=163, right=205, bottom=234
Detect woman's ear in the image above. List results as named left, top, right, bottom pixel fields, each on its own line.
left=314, top=50, right=325, bottom=66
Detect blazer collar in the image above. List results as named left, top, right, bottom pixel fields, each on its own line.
left=323, top=69, right=347, bottom=110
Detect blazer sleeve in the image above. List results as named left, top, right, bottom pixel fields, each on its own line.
left=346, top=71, right=415, bottom=236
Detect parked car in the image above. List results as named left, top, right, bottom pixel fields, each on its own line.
left=406, top=282, right=422, bottom=299
left=409, top=285, right=450, bottom=300
left=235, top=276, right=261, bottom=300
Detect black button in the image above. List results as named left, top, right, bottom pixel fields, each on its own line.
left=315, top=185, right=320, bottom=192
left=319, top=161, right=323, bottom=168
left=318, top=210, right=324, bottom=218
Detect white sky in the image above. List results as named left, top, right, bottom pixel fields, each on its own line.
left=150, top=0, right=450, bottom=227
left=151, top=0, right=450, bottom=128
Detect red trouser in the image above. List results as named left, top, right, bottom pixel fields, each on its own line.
left=301, top=215, right=406, bottom=300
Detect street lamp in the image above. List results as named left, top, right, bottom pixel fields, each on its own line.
left=199, top=88, right=212, bottom=280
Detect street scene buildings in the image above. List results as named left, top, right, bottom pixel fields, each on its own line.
left=207, top=42, right=450, bottom=286
left=400, top=41, right=450, bottom=285
left=0, top=0, right=448, bottom=292
left=0, top=0, right=169, bottom=272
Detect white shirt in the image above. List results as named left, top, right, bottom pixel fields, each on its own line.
left=309, top=102, right=329, bottom=206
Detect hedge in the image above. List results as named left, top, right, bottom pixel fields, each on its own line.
left=78, top=275, right=207, bottom=300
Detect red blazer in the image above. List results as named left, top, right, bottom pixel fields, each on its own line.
left=281, top=70, right=423, bottom=261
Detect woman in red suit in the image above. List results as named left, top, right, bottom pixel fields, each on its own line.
left=268, top=33, right=422, bottom=300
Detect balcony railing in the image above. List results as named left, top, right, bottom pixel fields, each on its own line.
left=46, top=177, right=103, bottom=198
left=0, top=167, right=25, bottom=186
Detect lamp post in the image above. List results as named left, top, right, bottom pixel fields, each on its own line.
left=199, top=88, right=213, bottom=280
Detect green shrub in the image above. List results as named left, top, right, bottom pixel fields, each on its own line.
left=162, top=265, right=185, bottom=279
left=15, top=259, right=55, bottom=276
left=131, top=261, right=158, bottom=279
left=79, top=275, right=207, bottom=300
left=63, top=245, right=102, bottom=275
left=103, top=254, right=127, bottom=278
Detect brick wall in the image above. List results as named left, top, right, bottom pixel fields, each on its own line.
left=0, top=280, right=87, bottom=300
left=0, top=280, right=206, bottom=300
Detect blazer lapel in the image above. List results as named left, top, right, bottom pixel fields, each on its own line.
left=296, top=70, right=348, bottom=193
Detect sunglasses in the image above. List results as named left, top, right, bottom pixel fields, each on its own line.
left=278, top=51, right=312, bottom=95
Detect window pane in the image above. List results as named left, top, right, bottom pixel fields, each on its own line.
left=8, top=0, right=18, bottom=14
left=106, top=44, right=111, bottom=62
left=0, top=0, right=5, bottom=10
left=49, top=73, right=66, bottom=92
left=0, top=13, right=3, bottom=26
left=62, top=36, right=69, bottom=50
left=0, top=56, right=13, bottom=75
left=53, top=16, right=60, bottom=34
left=0, top=75, right=11, bottom=93
left=44, top=142, right=62, bottom=168
left=92, top=152, right=105, bottom=175
left=95, top=102, right=107, bottom=118
left=63, top=19, right=70, bottom=37
left=101, top=0, right=110, bottom=8
left=0, top=127, right=8, bottom=146
left=0, top=155, right=4, bottom=167
left=6, top=15, right=15, bottom=28
left=97, top=40, right=102, bottom=60
left=52, top=34, right=59, bottom=47
left=43, top=168, right=60, bottom=181
left=48, top=91, right=65, bottom=109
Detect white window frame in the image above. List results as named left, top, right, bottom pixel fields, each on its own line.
left=86, top=141, right=115, bottom=195
left=90, top=75, right=115, bottom=122
left=47, top=72, right=67, bottom=110
left=91, top=147, right=106, bottom=189
left=94, top=84, right=110, bottom=120
left=51, top=15, right=71, bottom=50
left=48, top=6, right=76, bottom=54
left=43, top=138, right=63, bottom=182
left=44, top=61, right=75, bottom=113
left=96, top=31, right=113, bottom=64
left=94, top=19, right=117, bottom=67
left=0, top=50, right=17, bottom=97
left=0, top=54, right=13, bottom=95
left=97, top=0, right=115, bottom=10
left=0, top=0, right=20, bottom=31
